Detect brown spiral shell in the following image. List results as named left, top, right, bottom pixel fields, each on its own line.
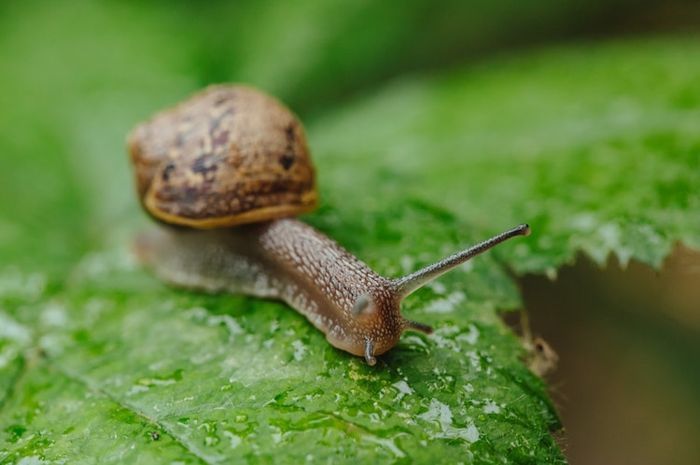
left=127, top=85, right=317, bottom=228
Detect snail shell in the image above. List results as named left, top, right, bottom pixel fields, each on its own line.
left=128, top=85, right=317, bottom=228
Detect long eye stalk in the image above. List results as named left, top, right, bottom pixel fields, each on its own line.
left=394, top=224, right=530, bottom=298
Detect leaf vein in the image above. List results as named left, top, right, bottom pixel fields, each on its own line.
left=54, top=363, right=221, bottom=465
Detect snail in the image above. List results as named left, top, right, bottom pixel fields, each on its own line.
left=127, top=84, right=530, bottom=365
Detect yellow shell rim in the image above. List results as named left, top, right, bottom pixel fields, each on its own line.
left=144, top=190, right=318, bottom=229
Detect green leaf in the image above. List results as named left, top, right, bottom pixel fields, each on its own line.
left=311, top=36, right=700, bottom=274
left=1, top=1, right=698, bottom=463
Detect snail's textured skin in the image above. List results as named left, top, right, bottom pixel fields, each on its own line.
left=128, top=85, right=317, bottom=228
left=135, top=219, right=407, bottom=357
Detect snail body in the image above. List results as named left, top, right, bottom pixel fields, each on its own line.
left=135, top=219, right=407, bottom=360
left=128, top=85, right=529, bottom=365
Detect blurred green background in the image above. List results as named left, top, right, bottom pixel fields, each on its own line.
left=1, top=0, right=700, bottom=464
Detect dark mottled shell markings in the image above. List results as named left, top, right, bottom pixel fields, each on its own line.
left=128, top=85, right=317, bottom=228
